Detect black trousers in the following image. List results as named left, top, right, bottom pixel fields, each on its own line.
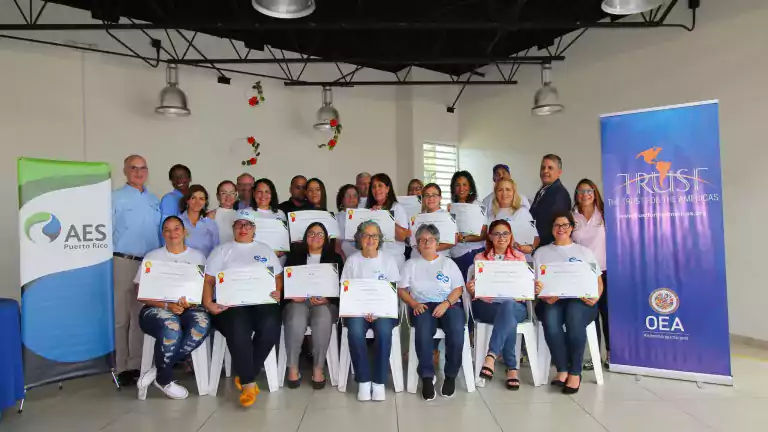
left=594, top=272, right=610, bottom=352
left=212, top=304, right=281, bottom=385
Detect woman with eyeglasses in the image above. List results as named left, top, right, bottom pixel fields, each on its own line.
left=488, top=179, right=538, bottom=259
left=407, top=179, right=424, bottom=197
left=202, top=209, right=284, bottom=407
left=448, top=171, right=487, bottom=282
left=412, top=183, right=455, bottom=259
left=365, top=173, right=410, bottom=270
left=571, top=179, right=609, bottom=370
left=335, top=184, right=359, bottom=260
left=282, top=222, right=344, bottom=389
left=207, top=181, right=239, bottom=244
left=178, top=184, right=219, bottom=257
left=465, top=219, right=529, bottom=390
left=534, top=212, right=603, bottom=395
left=251, top=178, right=288, bottom=263
left=341, top=220, right=401, bottom=402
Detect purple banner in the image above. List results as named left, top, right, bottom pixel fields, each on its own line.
left=600, top=101, right=731, bottom=381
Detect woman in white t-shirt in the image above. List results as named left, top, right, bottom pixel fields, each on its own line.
left=399, top=224, right=466, bottom=401
left=335, top=184, right=359, bottom=260
left=207, top=181, right=238, bottom=244
left=488, top=179, right=539, bottom=258
left=251, top=178, right=288, bottom=264
left=136, top=216, right=211, bottom=400
left=410, top=183, right=456, bottom=259
left=202, top=209, right=284, bottom=408
left=341, top=220, right=401, bottom=402
left=365, top=173, right=410, bottom=270
left=448, top=171, right=487, bottom=282
left=533, top=212, right=604, bottom=395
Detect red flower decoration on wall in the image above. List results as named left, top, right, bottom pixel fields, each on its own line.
left=318, top=121, right=342, bottom=151
left=241, top=136, right=262, bottom=166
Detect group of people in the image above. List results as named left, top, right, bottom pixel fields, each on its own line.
left=112, top=152, right=609, bottom=406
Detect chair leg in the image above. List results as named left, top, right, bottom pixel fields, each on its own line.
left=191, top=338, right=210, bottom=396
left=327, top=324, right=339, bottom=387
left=406, top=327, right=418, bottom=394
left=138, top=334, right=155, bottom=401
left=586, top=322, right=604, bottom=385
left=515, top=333, right=523, bottom=370
left=208, top=331, right=226, bottom=396
left=337, top=327, right=350, bottom=393
left=519, top=323, right=542, bottom=387
left=537, top=322, right=551, bottom=385
left=390, top=326, right=404, bottom=393
left=277, top=325, right=287, bottom=388
left=264, top=347, right=279, bottom=393
left=224, top=347, right=232, bottom=378
left=473, top=324, right=490, bottom=387
left=460, top=326, right=476, bottom=393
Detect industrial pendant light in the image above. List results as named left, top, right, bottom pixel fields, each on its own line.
left=155, top=63, right=190, bottom=116
left=313, top=86, right=339, bottom=131
left=532, top=63, right=564, bottom=116
left=601, top=0, right=663, bottom=15
left=252, top=0, right=315, bottom=19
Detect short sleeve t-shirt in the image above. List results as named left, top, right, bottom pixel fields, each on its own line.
left=381, top=202, right=409, bottom=256
left=400, top=255, right=464, bottom=303
left=532, top=243, right=603, bottom=276
left=337, top=211, right=359, bottom=259
left=572, top=209, right=607, bottom=271
left=134, top=246, right=207, bottom=284
left=411, top=209, right=452, bottom=259
left=253, top=208, right=288, bottom=222
left=205, top=240, right=283, bottom=277
left=448, top=202, right=487, bottom=259
left=341, top=251, right=400, bottom=283
left=307, top=253, right=322, bottom=265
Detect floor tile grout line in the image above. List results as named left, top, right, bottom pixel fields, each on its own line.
left=194, top=406, right=219, bottom=432
left=476, top=387, right=506, bottom=431
left=294, top=395, right=311, bottom=432
left=568, top=395, right=610, bottom=432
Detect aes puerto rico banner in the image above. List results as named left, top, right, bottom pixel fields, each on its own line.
left=600, top=101, right=732, bottom=385
left=18, top=157, right=115, bottom=389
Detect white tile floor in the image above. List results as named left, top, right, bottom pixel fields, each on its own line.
left=2, top=343, right=767, bottom=432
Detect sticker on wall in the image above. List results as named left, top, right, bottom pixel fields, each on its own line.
left=317, top=119, right=342, bottom=151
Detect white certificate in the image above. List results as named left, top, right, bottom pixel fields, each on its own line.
left=215, top=265, right=277, bottom=306
left=253, top=218, right=290, bottom=252
left=450, top=203, right=486, bottom=235
left=343, top=209, right=396, bottom=242
left=474, top=261, right=534, bottom=300
left=397, top=195, right=422, bottom=220
left=536, top=262, right=599, bottom=298
left=509, top=218, right=538, bottom=246
left=339, top=279, right=399, bottom=318
left=287, top=210, right=341, bottom=242
left=284, top=264, right=340, bottom=298
left=137, top=261, right=205, bottom=304
left=409, top=212, right=457, bottom=245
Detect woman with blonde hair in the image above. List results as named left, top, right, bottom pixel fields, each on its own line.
left=488, top=179, right=538, bottom=256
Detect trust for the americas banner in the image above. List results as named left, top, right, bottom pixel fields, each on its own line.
left=600, top=101, right=731, bottom=385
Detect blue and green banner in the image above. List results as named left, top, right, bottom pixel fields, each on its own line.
left=600, top=101, right=732, bottom=384
left=18, top=157, right=114, bottom=389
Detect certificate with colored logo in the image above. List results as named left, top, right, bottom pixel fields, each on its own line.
left=397, top=195, right=422, bottom=220
left=137, top=261, right=205, bottom=303
left=215, top=265, right=277, bottom=306
left=339, top=279, right=399, bottom=318
left=344, top=209, right=396, bottom=242
left=253, top=218, right=290, bottom=252
left=536, top=262, right=598, bottom=298
left=409, top=212, right=457, bottom=245
left=474, top=261, right=534, bottom=300
left=284, top=264, right=340, bottom=298
left=450, top=203, right=486, bottom=235
left=287, top=210, right=341, bottom=243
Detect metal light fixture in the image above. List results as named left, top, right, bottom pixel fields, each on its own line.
left=252, top=0, right=315, bottom=19
left=532, top=63, right=564, bottom=116
left=313, top=86, right=339, bottom=131
left=155, top=63, right=190, bottom=116
left=601, top=0, right=663, bottom=15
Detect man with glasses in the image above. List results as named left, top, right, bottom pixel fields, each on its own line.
left=233, top=173, right=256, bottom=210
left=159, top=164, right=191, bottom=226
left=530, top=154, right=572, bottom=247
left=278, top=175, right=312, bottom=214
left=112, top=155, right=161, bottom=386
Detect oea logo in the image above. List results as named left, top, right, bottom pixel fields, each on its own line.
left=646, top=288, right=684, bottom=332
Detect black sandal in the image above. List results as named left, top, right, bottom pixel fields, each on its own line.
left=506, top=377, right=521, bottom=391
left=478, top=354, right=496, bottom=381
left=287, top=373, right=302, bottom=389
left=312, top=378, right=326, bottom=390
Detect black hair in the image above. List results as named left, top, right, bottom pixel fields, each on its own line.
left=168, top=164, right=191, bottom=180
left=179, top=184, right=209, bottom=216
left=336, top=184, right=358, bottom=212
left=306, top=177, right=328, bottom=211
left=296, top=222, right=334, bottom=257
left=253, top=178, right=280, bottom=212
left=290, top=175, right=307, bottom=185
left=161, top=215, right=185, bottom=231
left=366, top=173, right=398, bottom=210
left=450, top=170, right=479, bottom=203
left=551, top=211, right=576, bottom=231
left=543, top=154, right=563, bottom=169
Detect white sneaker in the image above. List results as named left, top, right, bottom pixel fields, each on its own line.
left=357, top=381, right=372, bottom=402
left=371, top=383, right=386, bottom=401
left=137, top=367, right=156, bottom=390
left=153, top=380, right=189, bottom=400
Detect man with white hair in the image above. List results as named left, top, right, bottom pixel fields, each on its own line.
left=356, top=172, right=371, bottom=208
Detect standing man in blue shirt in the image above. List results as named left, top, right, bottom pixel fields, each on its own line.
left=233, top=173, right=255, bottom=210
left=112, top=154, right=161, bottom=386
left=159, top=164, right=191, bottom=226
left=530, top=154, right=572, bottom=247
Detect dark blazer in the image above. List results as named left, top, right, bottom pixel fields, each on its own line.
left=281, top=249, right=344, bottom=307
left=529, top=179, right=572, bottom=247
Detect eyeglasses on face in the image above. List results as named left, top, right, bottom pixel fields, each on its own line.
left=235, top=222, right=255, bottom=230
left=307, top=231, right=326, bottom=239
left=490, top=231, right=511, bottom=238
left=409, top=186, right=423, bottom=192
left=417, top=237, right=437, bottom=245
left=129, top=166, right=148, bottom=172
left=576, top=189, right=595, bottom=195
left=554, top=223, right=572, bottom=230
left=219, top=191, right=237, bottom=197
left=423, top=193, right=441, bottom=199
left=362, top=233, right=380, bottom=241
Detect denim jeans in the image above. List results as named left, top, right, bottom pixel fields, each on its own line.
left=345, top=317, right=397, bottom=384
left=452, top=248, right=485, bottom=283
left=409, top=303, right=465, bottom=379
left=139, top=306, right=211, bottom=386
left=535, top=299, right=598, bottom=375
left=472, top=300, right=528, bottom=369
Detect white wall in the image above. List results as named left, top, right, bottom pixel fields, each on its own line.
left=458, top=0, right=767, bottom=340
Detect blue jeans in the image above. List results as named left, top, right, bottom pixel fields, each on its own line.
left=535, top=299, right=598, bottom=375
left=409, top=303, right=465, bottom=379
left=346, top=317, right=397, bottom=384
left=139, top=306, right=211, bottom=386
left=472, top=300, right=528, bottom=369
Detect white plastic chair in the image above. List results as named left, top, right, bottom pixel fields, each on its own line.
left=472, top=301, right=543, bottom=387
left=208, top=330, right=279, bottom=396
left=536, top=321, right=604, bottom=385
left=337, top=325, right=404, bottom=393
left=277, top=325, right=339, bottom=387
left=138, top=333, right=210, bottom=400
left=405, top=292, right=476, bottom=394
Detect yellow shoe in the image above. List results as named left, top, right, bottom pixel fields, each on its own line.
left=239, top=385, right=260, bottom=407
left=234, top=376, right=242, bottom=392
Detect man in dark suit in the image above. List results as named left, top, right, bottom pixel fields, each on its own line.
left=530, top=154, right=572, bottom=247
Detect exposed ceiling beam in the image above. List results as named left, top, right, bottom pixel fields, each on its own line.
left=173, top=56, right=564, bottom=65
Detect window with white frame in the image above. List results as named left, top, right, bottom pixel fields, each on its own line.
left=422, top=142, right=458, bottom=206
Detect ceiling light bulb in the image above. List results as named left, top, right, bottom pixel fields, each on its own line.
left=155, top=64, right=190, bottom=116
left=252, top=0, right=315, bottom=19
left=314, top=86, right=339, bottom=131
left=601, top=0, right=663, bottom=15
left=532, top=63, right=564, bottom=116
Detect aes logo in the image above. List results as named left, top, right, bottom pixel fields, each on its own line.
left=26, top=211, right=107, bottom=250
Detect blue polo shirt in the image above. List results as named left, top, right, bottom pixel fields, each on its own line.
left=112, top=184, right=161, bottom=256
left=179, top=211, right=220, bottom=257
left=160, top=189, right=184, bottom=223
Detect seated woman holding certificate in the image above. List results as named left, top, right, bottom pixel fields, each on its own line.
left=283, top=222, right=344, bottom=390
left=136, top=216, right=211, bottom=400
left=448, top=171, right=487, bottom=282
left=341, top=220, right=401, bottom=402
left=488, top=179, right=538, bottom=257
left=411, top=183, right=455, bottom=259
left=365, top=173, right=411, bottom=270
left=534, top=212, right=603, bottom=395
left=202, top=209, right=284, bottom=407
left=465, top=219, right=528, bottom=390
left=398, top=224, right=466, bottom=401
